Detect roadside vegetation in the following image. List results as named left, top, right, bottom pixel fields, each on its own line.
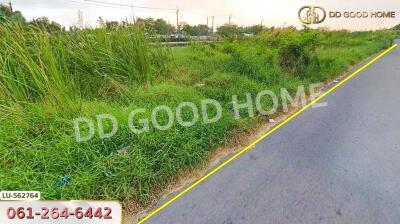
left=0, top=4, right=397, bottom=206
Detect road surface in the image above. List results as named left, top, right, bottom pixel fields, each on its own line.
left=145, top=42, right=400, bottom=224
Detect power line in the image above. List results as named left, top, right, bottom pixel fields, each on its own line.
left=65, top=0, right=176, bottom=12
left=69, top=0, right=231, bottom=17
left=63, top=0, right=262, bottom=28
left=83, top=0, right=176, bottom=11
left=84, top=0, right=228, bottom=15
left=67, top=0, right=130, bottom=10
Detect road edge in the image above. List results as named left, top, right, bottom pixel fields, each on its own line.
left=134, top=44, right=398, bottom=224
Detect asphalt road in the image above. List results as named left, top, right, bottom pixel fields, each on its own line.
left=146, top=42, right=400, bottom=224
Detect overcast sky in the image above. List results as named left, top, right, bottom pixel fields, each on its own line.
left=5, top=0, right=400, bottom=30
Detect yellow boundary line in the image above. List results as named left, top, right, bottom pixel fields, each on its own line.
left=136, top=44, right=398, bottom=224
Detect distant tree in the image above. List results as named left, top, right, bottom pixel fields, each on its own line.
left=193, top=25, right=210, bottom=36
left=154, top=18, right=174, bottom=35
left=243, top=25, right=264, bottom=35
left=105, top=21, right=119, bottom=30
left=182, top=24, right=210, bottom=36
left=29, top=17, right=62, bottom=32
left=97, top=17, right=123, bottom=30
left=98, top=16, right=106, bottom=28
left=0, top=3, right=25, bottom=23
left=393, top=24, right=400, bottom=30
left=135, top=17, right=155, bottom=34
left=217, top=24, right=241, bottom=37
left=69, top=25, right=80, bottom=32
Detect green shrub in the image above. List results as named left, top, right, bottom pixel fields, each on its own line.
left=277, top=43, right=311, bottom=77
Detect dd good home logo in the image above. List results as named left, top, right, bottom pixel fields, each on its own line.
left=329, top=11, right=395, bottom=18
left=298, top=6, right=326, bottom=24
left=299, top=5, right=396, bottom=24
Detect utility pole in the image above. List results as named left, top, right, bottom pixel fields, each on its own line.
left=228, top=15, right=232, bottom=25
left=207, top=17, right=209, bottom=27
left=176, top=9, right=180, bottom=35
left=130, top=4, right=135, bottom=24
left=211, top=16, right=215, bottom=33
left=77, top=10, right=83, bottom=28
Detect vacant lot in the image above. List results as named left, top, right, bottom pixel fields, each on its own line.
left=0, top=24, right=395, bottom=206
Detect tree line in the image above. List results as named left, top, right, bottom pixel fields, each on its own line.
left=0, top=3, right=264, bottom=36
left=2, top=3, right=400, bottom=36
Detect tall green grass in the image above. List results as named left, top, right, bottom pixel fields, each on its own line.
left=0, top=23, right=172, bottom=110
left=0, top=23, right=396, bottom=205
left=0, top=23, right=75, bottom=108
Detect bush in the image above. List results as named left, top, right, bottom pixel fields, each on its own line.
left=277, top=43, right=311, bottom=77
